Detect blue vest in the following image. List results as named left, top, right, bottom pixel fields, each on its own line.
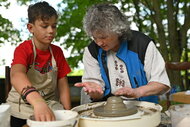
left=88, top=30, right=158, bottom=103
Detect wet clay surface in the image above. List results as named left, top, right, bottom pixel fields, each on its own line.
left=79, top=105, right=158, bottom=119
left=93, top=96, right=137, bottom=117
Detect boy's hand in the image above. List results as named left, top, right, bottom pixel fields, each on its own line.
left=25, top=91, right=55, bottom=121
left=33, top=99, right=55, bottom=121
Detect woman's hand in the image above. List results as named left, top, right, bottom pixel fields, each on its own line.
left=114, top=86, right=141, bottom=98
left=75, top=82, right=104, bottom=100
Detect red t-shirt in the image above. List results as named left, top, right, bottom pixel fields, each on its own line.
left=11, top=40, right=71, bottom=79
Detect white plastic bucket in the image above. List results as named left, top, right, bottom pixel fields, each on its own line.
left=0, top=104, right=11, bottom=127
left=169, top=104, right=190, bottom=127
left=27, top=110, right=79, bottom=127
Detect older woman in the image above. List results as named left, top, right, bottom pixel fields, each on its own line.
left=75, top=3, right=170, bottom=104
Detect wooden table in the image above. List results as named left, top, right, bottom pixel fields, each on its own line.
left=170, top=91, right=190, bottom=104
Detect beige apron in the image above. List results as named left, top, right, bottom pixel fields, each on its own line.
left=7, top=40, right=63, bottom=119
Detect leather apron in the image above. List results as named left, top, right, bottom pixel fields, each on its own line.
left=7, top=40, right=63, bottom=119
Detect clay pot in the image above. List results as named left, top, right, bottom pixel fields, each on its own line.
left=93, top=96, right=137, bottom=117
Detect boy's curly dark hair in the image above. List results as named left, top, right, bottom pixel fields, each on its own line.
left=28, top=1, right=58, bottom=23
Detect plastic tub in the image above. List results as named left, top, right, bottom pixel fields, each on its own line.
left=169, top=104, right=190, bottom=127
left=0, top=104, right=11, bottom=127
left=27, top=110, right=79, bottom=127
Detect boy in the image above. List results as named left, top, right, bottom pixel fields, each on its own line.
left=6, top=1, right=71, bottom=127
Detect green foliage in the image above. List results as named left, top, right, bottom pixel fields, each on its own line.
left=68, top=69, right=84, bottom=76
left=0, top=1, right=21, bottom=46
left=55, top=0, right=120, bottom=69
left=0, top=15, right=21, bottom=44
left=0, top=0, right=10, bottom=8
left=55, top=0, right=190, bottom=69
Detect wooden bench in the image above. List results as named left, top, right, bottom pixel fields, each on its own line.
left=165, top=62, right=190, bottom=106
left=4, top=66, right=11, bottom=100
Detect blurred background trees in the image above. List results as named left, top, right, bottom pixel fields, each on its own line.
left=0, top=1, right=21, bottom=45
left=0, top=0, right=190, bottom=90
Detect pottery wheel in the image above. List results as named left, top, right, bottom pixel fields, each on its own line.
left=93, top=96, right=138, bottom=117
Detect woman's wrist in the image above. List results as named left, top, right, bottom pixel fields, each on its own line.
left=134, top=87, right=144, bottom=98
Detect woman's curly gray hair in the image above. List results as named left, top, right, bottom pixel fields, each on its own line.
left=83, top=3, right=131, bottom=40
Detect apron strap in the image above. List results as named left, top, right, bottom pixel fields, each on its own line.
left=31, top=39, right=36, bottom=66
left=49, top=47, right=56, bottom=68
left=31, top=39, right=56, bottom=68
